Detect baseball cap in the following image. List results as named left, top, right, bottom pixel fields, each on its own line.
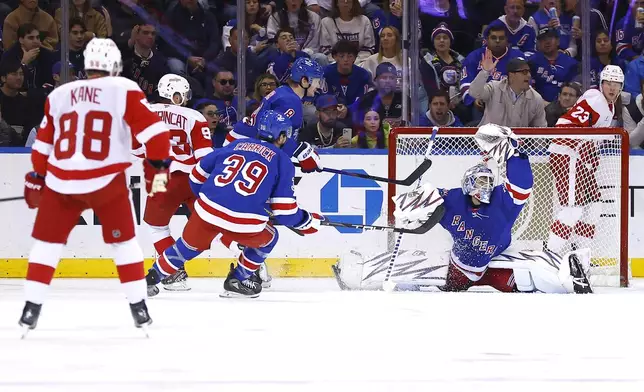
left=375, top=62, right=397, bottom=79
left=52, top=61, right=75, bottom=75
left=315, top=94, right=338, bottom=110
left=506, top=57, right=530, bottom=72
left=537, top=27, right=559, bottom=40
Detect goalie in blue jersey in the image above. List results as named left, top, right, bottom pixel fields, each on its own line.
left=145, top=110, right=324, bottom=298
left=336, top=124, right=593, bottom=294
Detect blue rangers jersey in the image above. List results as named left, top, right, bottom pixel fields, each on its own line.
left=188, top=138, right=307, bottom=233
left=485, top=17, right=536, bottom=55
left=323, top=63, right=371, bottom=106
left=225, top=85, right=304, bottom=155
left=460, top=47, right=524, bottom=106
left=528, top=9, right=575, bottom=55
left=615, top=15, right=644, bottom=61
left=370, top=10, right=402, bottom=49
left=437, top=154, right=533, bottom=280
left=526, top=51, right=578, bottom=102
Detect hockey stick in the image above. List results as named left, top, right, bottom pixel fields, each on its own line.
left=264, top=208, right=304, bottom=237
left=382, top=126, right=439, bottom=291
left=294, top=160, right=433, bottom=186
left=0, top=196, right=26, bottom=203
left=321, top=205, right=444, bottom=234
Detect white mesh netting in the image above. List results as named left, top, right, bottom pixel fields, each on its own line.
left=390, top=128, right=628, bottom=287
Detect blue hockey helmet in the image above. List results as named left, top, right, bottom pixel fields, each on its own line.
left=256, top=110, right=293, bottom=142
left=461, top=163, right=495, bottom=204
left=289, top=57, right=324, bottom=84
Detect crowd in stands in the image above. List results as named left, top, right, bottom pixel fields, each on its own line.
left=0, top=0, right=643, bottom=149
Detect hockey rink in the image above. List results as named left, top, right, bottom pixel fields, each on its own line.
left=1, top=278, right=644, bottom=392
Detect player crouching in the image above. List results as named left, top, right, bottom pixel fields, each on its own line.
left=145, top=110, right=323, bottom=298
left=334, top=124, right=593, bottom=294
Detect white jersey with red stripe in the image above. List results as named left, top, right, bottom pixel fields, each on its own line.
left=31, top=76, right=169, bottom=194
left=140, top=104, right=213, bottom=173
left=551, top=88, right=613, bottom=168
left=436, top=154, right=534, bottom=281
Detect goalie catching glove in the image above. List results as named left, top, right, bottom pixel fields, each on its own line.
left=392, top=183, right=444, bottom=229
left=474, top=124, right=520, bottom=165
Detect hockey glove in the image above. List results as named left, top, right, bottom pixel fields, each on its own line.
left=294, top=142, right=323, bottom=173
left=474, top=124, right=519, bottom=165
left=144, top=159, right=171, bottom=197
left=24, top=172, right=45, bottom=209
left=293, top=211, right=324, bottom=235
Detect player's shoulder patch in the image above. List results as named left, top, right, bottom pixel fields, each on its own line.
left=265, top=90, right=277, bottom=100
left=284, top=108, right=296, bottom=118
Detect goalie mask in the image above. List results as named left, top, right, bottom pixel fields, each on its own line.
left=461, top=164, right=494, bottom=204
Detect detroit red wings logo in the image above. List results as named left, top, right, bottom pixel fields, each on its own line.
left=284, top=108, right=296, bottom=118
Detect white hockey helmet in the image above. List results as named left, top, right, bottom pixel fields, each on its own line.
left=83, top=38, right=123, bottom=76
left=462, top=163, right=495, bottom=204
left=157, top=73, right=192, bottom=106
left=599, top=65, right=624, bottom=93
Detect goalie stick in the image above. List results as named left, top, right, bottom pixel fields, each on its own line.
left=382, top=126, right=439, bottom=290
left=321, top=205, right=445, bottom=234
left=294, top=160, right=433, bottom=186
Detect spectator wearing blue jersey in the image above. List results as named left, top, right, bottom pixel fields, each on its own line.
left=527, top=27, right=578, bottom=103
left=266, top=0, right=325, bottom=64
left=420, top=90, right=463, bottom=127
left=624, top=55, right=644, bottom=97
left=267, top=27, right=310, bottom=83
left=420, top=23, right=463, bottom=102
left=220, top=2, right=272, bottom=62
left=590, top=30, right=619, bottom=89
left=615, top=0, right=644, bottom=61
left=323, top=39, right=371, bottom=123
left=203, top=70, right=240, bottom=130
left=460, top=24, right=524, bottom=110
left=485, top=0, right=536, bottom=55
left=528, top=0, right=577, bottom=57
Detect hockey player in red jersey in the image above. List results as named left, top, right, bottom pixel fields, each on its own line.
left=20, top=38, right=171, bottom=335
left=547, top=65, right=623, bottom=255
left=133, top=74, right=213, bottom=291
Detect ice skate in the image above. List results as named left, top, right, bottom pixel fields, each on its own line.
left=146, top=268, right=161, bottom=298
left=569, top=253, right=593, bottom=294
left=220, top=263, right=262, bottom=298
left=18, top=301, right=42, bottom=338
left=255, top=263, right=272, bottom=289
left=129, top=299, right=153, bottom=334
left=162, top=268, right=191, bottom=291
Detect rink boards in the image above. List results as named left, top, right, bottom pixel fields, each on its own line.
left=2, top=149, right=644, bottom=278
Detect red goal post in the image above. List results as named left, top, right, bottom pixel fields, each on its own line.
left=388, top=127, right=630, bottom=287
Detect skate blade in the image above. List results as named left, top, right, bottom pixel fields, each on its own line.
left=261, top=281, right=272, bottom=289
left=219, top=290, right=259, bottom=299
left=139, top=324, right=150, bottom=338
left=163, top=284, right=191, bottom=292
left=20, top=325, right=32, bottom=340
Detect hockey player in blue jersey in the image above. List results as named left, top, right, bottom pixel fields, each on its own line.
left=224, top=57, right=324, bottom=174
left=145, top=110, right=324, bottom=298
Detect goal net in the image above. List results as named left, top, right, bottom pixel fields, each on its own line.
left=388, top=127, right=629, bottom=287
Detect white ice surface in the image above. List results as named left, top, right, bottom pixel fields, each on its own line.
left=1, top=278, right=644, bottom=392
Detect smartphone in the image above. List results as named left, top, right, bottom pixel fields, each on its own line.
left=342, top=128, right=352, bottom=140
